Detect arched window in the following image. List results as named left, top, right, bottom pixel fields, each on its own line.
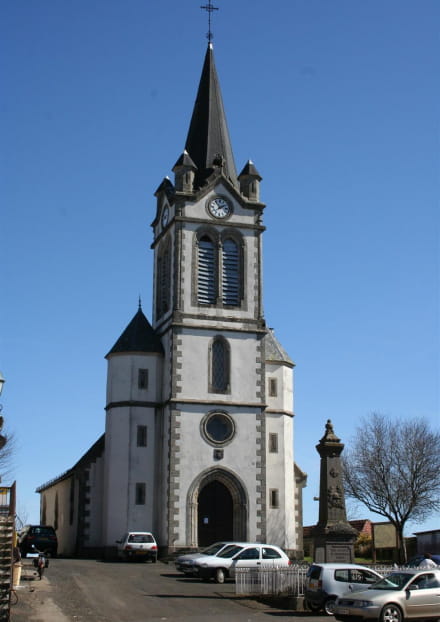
left=210, top=336, right=230, bottom=392
left=222, top=238, right=240, bottom=305
left=194, top=229, right=244, bottom=308
left=156, top=237, right=171, bottom=318
left=198, top=235, right=217, bottom=304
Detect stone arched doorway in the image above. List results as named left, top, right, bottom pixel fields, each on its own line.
left=198, top=480, right=233, bottom=546
left=187, top=468, right=248, bottom=547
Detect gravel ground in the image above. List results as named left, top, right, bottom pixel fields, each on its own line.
left=9, top=557, right=312, bottom=622
left=11, top=560, right=69, bottom=622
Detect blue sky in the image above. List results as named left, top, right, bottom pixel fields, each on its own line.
left=2, top=1, right=439, bottom=536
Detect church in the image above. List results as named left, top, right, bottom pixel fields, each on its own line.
left=37, top=38, right=307, bottom=559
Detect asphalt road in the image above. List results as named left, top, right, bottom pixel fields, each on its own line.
left=11, top=557, right=326, bottom=622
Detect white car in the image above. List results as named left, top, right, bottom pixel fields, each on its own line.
left=115, top=531, right=158, bottom=562
left=175, top=542, right=241, bottom=575
left=193, top=542, right=291, bottom=583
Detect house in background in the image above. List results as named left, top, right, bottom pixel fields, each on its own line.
left=413, top=529, right=440, bottom=556
left=304, top=519, right=385, bottom=560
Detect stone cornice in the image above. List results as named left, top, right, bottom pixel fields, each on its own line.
left=105, top=400, right=159, bottom=410
left=264, top=409, right=295, bottom=418
left=170, top=398, right=267, bottom=409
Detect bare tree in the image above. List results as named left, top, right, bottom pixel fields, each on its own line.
left=0, top=427, right=15, bottom=482
left=342, top=413, right=440, bottom=563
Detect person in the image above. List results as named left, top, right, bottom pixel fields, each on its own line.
left=419, top=553, right=437, bottom=569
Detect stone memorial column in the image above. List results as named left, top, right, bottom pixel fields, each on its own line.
left=313, top=420, right=357, bottom=562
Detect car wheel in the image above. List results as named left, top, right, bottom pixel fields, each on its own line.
left=215, top=568, right=226, bottom=584
left=380, top=604, right=403, bottom=622
left=324, top=597, right=337, bottom=615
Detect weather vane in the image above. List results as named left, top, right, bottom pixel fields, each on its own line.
left=200, top=1, right=219, bottom=43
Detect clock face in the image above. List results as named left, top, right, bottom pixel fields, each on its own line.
left=161, top=206, right=169, bottom=228
left=208, top=197, right=231, bottom=219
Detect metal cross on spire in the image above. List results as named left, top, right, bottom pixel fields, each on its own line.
left=200, top=0, right=219, bottom=43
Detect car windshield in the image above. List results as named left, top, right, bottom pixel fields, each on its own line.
left=202, top=543, right=227, bottom=556
left=32, top=527, right=55, bottom=536
left=217, top=545, right=244, bottom=558
left=127, top=534, right=154, bottom=543
left=370, top=573, right=412, bottom=591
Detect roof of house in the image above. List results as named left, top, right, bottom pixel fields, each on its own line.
left=303, top=519, right=373, bottom=538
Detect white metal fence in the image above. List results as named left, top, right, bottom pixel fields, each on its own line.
left=235, top=564, right=309, bottom=596
left=235, top=564, right=396, bottom=596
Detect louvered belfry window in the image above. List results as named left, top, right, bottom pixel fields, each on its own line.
left=211, top=337, right=229, bottom=392
left=222, top=238, right=240, bottom=305
left=198, top=235, right=217, bottom=304
left=161, top=244, right=170, bottom=313
left=156, top=238, right=171, bottom=318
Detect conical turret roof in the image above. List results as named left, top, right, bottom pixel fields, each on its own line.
left=185, top=43, right=237, bottom=190
left=264, top=329, right=294, bottom=367
left=106, top=306, right=163, bottom=356
left=238, top=160, right=262, bottom=181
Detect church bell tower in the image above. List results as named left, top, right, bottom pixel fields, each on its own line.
left=148, top=40, right=299, bottom=554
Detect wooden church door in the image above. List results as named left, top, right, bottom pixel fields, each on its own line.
left=197, top=480, right=233, bottom=546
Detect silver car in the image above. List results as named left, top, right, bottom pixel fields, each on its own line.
left=175, top=542, right=240, bottom=575
left=334, top=568, right=440, bottom=622
left=305, top=562, right=383, bottom=615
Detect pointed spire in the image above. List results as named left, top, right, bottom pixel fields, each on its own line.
left=185, top=44, right=237, bottom=190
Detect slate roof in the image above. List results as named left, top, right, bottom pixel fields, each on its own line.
left=36, top=434, right=105, bottom=492
left=173, top=149, right=197, bottom=171
left=185, top=43, right=237, bottom=190
left=106, top=307, right=164, bottom=356
left=238, top=160, right=262, bottom=181
left=264, top=328, right=294, bottom=366
left=154, top=176, right=174, bottom=197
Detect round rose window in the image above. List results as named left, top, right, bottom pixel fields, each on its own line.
left=202, top=413, right=235, bottom=445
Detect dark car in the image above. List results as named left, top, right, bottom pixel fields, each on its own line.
left=18, top=525, right=58, bottom=557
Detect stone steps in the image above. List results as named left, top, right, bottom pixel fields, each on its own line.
left=0, top=516, right=15, bottom=620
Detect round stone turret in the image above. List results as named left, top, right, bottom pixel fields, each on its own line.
left=238, top=160, right=262, bottom=201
